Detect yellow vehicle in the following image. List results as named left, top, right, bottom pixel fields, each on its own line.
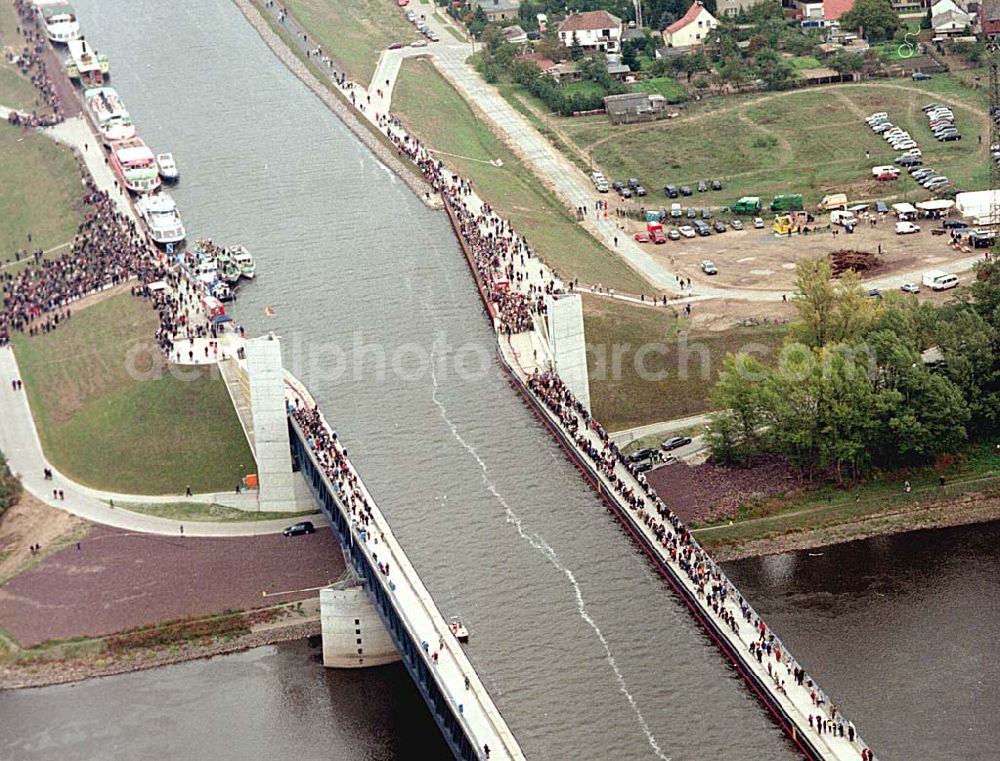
left=773, top=214, right=798, bottom=236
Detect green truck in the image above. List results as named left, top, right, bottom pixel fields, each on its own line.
left=730, top=196, right=761, bottom=214
left=770, top=194, right=804, bottom=212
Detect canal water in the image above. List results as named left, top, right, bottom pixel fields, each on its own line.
left=2, top=0, right=995, bottom=758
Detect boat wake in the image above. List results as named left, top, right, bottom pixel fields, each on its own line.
left=429, top=354, right=669, bottom=761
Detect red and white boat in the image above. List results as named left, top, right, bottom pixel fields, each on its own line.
left=109, top=138, right=161, bottom=194
left=83, top=87, right=135, bottom=145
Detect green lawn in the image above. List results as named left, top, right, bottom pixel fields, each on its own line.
left=280, top=0, right=421, bottom=84
left=561, top=80, right=606, bottom=99
left=13, top=294, right=255, bottom=495
left=0, top=1, right=45, bottom=113
left=632, top=76, right=687, bottom=102
left=583, top=296, right=788, bottom=431
left=393, top=58, right=651, bottom=292
left=115, top=502, right=317, bottom=522
left=788, top=56, right=823, bottom=70
left=561, top=78, right=991, bottom=206
left=0, top=127, right=86, bottom=268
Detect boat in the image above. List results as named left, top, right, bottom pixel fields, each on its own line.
left=83, top=87, right=135, bottom=145
left=190, top=255, right=218, bottom=286
left=35, top=1, right=81, bottom=43
left=221, top=259, right=242, bottom=285
left=65, top=38, right=109, bottom=85
left=156, top=153, right=179, bottom=182
left=210, top=280, right=233, bottom=302
left=109, top=138, right=161, bottom=194
left=135, top=192, right=186, bottom=245
left=449, top=617, right=469, bottom=643
left=230, top=245, right=256, bottom=279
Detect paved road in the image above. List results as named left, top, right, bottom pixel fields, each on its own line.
left=610, top=412, right=713, bottom=446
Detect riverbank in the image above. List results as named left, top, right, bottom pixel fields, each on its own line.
left=0, top=609, right=320, bottom=690
left=232, top=0, right=438, bottom=208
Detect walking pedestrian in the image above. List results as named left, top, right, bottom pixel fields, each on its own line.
left=179, top=524, right=184, bottom=536
left=185, top=484, right=192, bottom=497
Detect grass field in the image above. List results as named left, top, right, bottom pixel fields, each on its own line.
left=0, top=2, right=44, bottom=113
left=13, top=294, right=255, bottom=495
left=393, top=58, right=651, bottom=292
left=560, top=78, right=991, bottom=205
left=632, top=76, right=687, bottom=102
left=583, top=296, right=788, bottom=431
left=281, top=0, right=420, bottom=84
left=0, top=127, right=86, bottom=268
left=116, top=502, right=317, bottom=522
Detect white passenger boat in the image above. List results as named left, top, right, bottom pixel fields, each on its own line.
left=65, top=37, right=109, bottom=85
left=135, top=192, right=186, bottom=245
left=83, top=87, right=134, bottom=145
left=230, top=245, right=256, bottom=279
left=109, top=138, right=161, bottom=194
left=449, top=617, right=469, bottom=643
left=34, top=1, right=81, bottom=43
left=156, top=153, right=179, bottom=182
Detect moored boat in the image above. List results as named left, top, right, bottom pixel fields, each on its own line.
left=83, top=87, right=135, bottom=145
left=135, top=192, right=186, bottom=245
left=156, top=153, right=178, bottom=182
left=65, top=37, right=109, bottom=85
left=34, top=1, right=81, bottom=43
left=109, top=138, right=161, bottom=194
left=449, top=616, right=469, bottom=643
left=230, top=245, right=256, bottom=279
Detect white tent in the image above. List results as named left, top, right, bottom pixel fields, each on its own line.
left=916, top=199, right=955, bottom=211
left=955, top=190, right=1000, bottom=219
left=892, top=202, right=918, bottom=219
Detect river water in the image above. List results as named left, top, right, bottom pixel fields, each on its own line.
left=1, top=1, right=996, bottom=759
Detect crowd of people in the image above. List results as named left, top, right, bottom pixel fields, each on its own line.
left=8, top=0, right=64, bottom=127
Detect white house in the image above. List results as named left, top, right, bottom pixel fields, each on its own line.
left=557, top=10, right=623, bottom=53
left=931, top=0, right=973, bottom=32
left=662, top=1, right=719, bottom=48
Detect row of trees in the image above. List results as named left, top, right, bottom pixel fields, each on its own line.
left=708, top=257, right=1000, bottom=480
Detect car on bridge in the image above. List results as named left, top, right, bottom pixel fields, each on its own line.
left=283, top=521, right=316, bottom=537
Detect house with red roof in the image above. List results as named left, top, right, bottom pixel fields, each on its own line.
left=662, top=1, right=719, bottom=48
left=557, top=10, right=623, bottom=53
left=822, top=0, right=856, bottom=21
left=981, top=0, right=1000, bottom=37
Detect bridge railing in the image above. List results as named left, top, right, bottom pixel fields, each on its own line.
left=289, top=415, right=523, bottom=761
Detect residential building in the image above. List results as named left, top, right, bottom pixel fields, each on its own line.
left=604, top=92, right=674, bottom=123
left=502, top=24, right=528, bottom=43
left=557, top=10, right=623, bottom=53
left=981, top=0, right=1000, bottom=35
left=472, top=0, right=521, bottom=23
left=932, top=0, right=973, bottom=32
left=662, top=1, right=719, bottom=48
left=822, top=0, right=856, bottom=22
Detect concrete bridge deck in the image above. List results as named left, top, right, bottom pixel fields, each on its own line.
left=284, top=379, right=523, bottom=761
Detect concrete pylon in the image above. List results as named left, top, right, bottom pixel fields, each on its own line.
left=545, top=293, right=591, bottom=411
left=320, top=583, right=400, bottom=668
left=245, top=333, right=300, bottom=511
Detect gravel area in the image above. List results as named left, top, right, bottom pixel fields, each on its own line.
left=0, top=526, right=343, bottom=647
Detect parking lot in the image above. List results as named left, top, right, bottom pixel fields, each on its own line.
left=626, top=211, right=976, bottom=293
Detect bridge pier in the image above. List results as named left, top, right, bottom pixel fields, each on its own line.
left=320, top=581, right=400, bottom=668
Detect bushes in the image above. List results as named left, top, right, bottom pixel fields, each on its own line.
left=0, top=452, right=22, bottom=520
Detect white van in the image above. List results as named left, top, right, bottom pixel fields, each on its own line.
left=831, top=209, right=858, bottom=227
left=922, top=271, right=959, bottom=291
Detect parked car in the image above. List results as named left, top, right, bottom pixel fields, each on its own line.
left=686, top=208, right=697, bottom=218
left=697, top=180, right=708, bottom=192
left=901, top=282, right=921, bottom=293
left=619, top=186, right=632, bottom=198
left=711, top=179, right=723, bottom=190
left=634, top=460, right=654, bottom=473
left=662, top=436, right=693, bottom=451
left=866, top=111, right=888, bottom=122
left=912, top=71, right=932, bottom=81
left=612, top=180, right=625, bottom=191
left=627, top=178, right=640, bottom=189
left=712, top=220, right=727, bottom=233
left=680, top=185, right=693, bottom=196
left=635, top=185, right=647, bottom=196
left=667, top=228, right=681, bottom=240
left=872, top=123, right=893, bottom=134
left=943, top=218, right=966, bottom=229
left=410, top=39, right=428, bottom=47
left=650, top=227, right=666, bottom=243
left=939, top=132, right=962, bottom=142
left=694, top=222, right=711, bottom=236
left=921, top=103, right=942, bottom=112
left=875, top=201, right=889, bottom=213
left=896, top=155, right=922, bottom=166
left=895, top=221, right=920, bottom=235
left=701, top=259, right=718, bottom=274
left=634, top=231, right=651, bottom=243
left=752, top=216, right=764, bottom=228
left=627, top=447, right=659, bottom=463
left=911, top=167, right=936, bottom=178
left=730, top=218, right=744, bottom=230
left=284, top=521, right=315, bottom=537
left=388, top=41, right=404, bottom=49
left=678, top=225, right=696, bottom=238
left=867, top=288, right=883, bottom=300
left=701, top=208, right=712, bottom=219
left=664, top=184, right=679, bottom=198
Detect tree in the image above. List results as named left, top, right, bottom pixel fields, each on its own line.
left=829, top=51, right=864, bottom=76
left=570, top=31, right=584, bottom=61
left=920, top=8, right=932, bottom=30
left=790, top=259, right=878, bottom=348
left=839, top=0, right=899, bottom=42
